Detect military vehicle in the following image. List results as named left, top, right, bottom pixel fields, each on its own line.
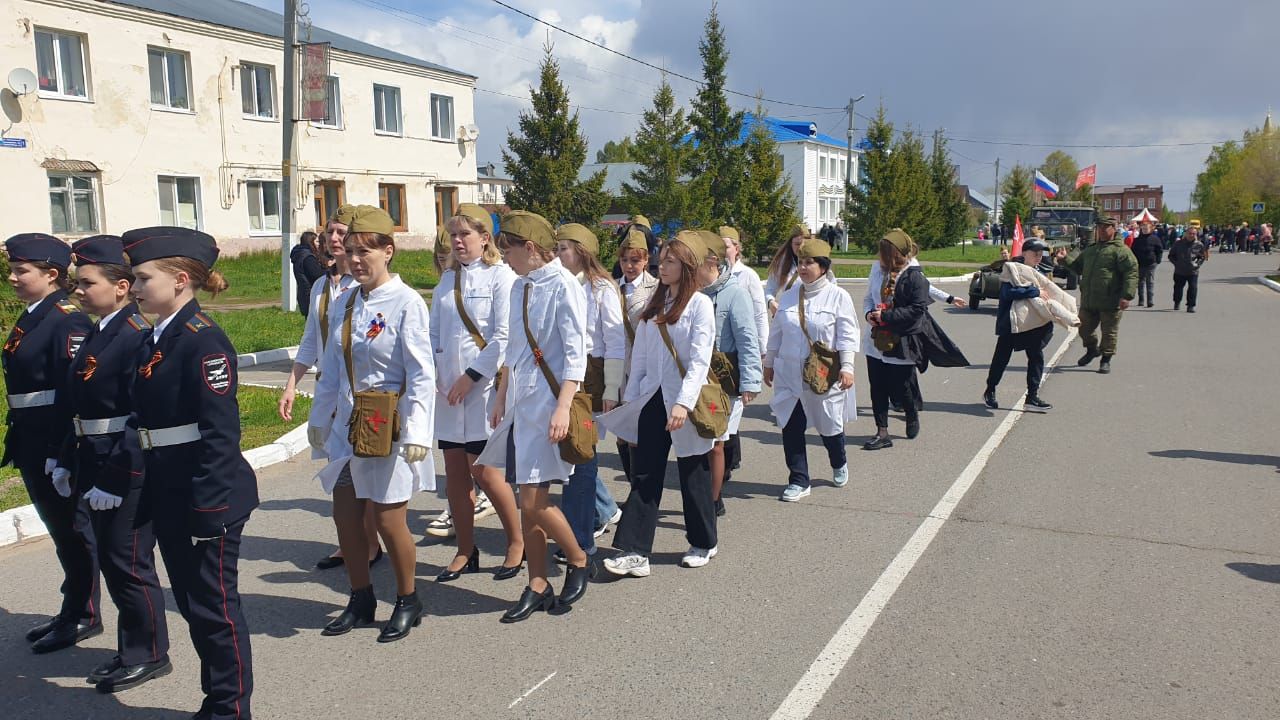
left=967, top=202, right=1097, bottom=308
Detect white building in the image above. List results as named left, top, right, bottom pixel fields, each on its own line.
left=1, top=0, right=480, bottom=253
left=756, top=116, right=861, bottom=234
left=476, top=161, right=512, bottom=207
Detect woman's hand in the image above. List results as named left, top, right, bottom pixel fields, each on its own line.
left=666, top=404, right=689, bottom=432
left=839, top=370, right=855, bottom=391
left=489, top=396, right=506, bottom=430
left=549, top=405, right=570, bottom=443
left=402, top=444, right=428, bottom=463
left=951, top=297, right=968, bottom=309
left=603, top=399, right=618, bottom=412
left=447, top=374, right=475, bottom=406
left=868, top=309, right=883, bottom=325
left=768, top=299, right=779, bottom=317
left=278, top=386, right=296, bottom=421
left=763, top=367, right=774, bottom=387
left=741, top=391, right=757, bottom=404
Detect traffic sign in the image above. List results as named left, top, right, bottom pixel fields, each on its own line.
left=1253, top=202, right=1266, bottom=213
left=0, top=137, right=27, bottom=149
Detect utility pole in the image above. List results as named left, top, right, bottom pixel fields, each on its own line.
left=843, top=94, right=864, bottom=252
left=993, top=157, right=1001, bottom=244
left=279, top=0, right=299, bottom=311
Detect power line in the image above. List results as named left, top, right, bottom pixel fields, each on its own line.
left=475, top=87, right=644, bottom=116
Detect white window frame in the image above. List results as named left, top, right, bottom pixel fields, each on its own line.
left=819, top=156, right=827, bottom=179
left=840, top=158, right=848, bottom=182
left=48, top=173, right=99, bottom=234
left=1148, top=197, right=1156, bottom=209
left=312, top=75, right=342, bottom=129
left=148, top=47, right=193, bottom=111
left=157, top=175, right=203, bottom=229
left=1127, top=198, right=1134, bottom=210
left=34, top=28, right=90, bottom=100
left=245, top=179, right=281, bottom=234
left=239, top=61, right=277, bottom=120
left=430, top=93, right=454, bottom=140
left=373, top=84, right=402, bottom=136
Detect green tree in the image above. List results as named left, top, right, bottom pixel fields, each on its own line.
left=1191, top=141, right=1242, bottom=221
left=686, top=2, right=745, bottom=228
left=929, top=129, right=969, bottom=248
left=620, top=78, right=693, bottom=240
left=884, top=128, right=940, bottom=245
left=595, top=137, right=637, bottom=163
left=733, top=99, right=800, bottom=261
left=843, top=104, right=894, bottom=251
left=1039, top=150, right=1079, bottom=200
left=1000, top=164, right=1033, bottom=233
left=502, top=46, right=609, bottom=225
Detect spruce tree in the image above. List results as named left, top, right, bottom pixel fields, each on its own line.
left=734, top=100, right=799, bottom=261
left=687, top=2, right=745, bottom=227
left=621, top=78, right=692, bottom=239
left=1000, top=165, right=1033, bottom=232
left=844, top=104, right=894, bottom=251
left=502, top=47, right=609, bottom=225
left=885, top=129, right=939, bottom=245
left=929, top=130, right=969, bottom=248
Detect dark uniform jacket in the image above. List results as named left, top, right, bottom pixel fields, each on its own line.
left=879, top=267, right=969, bottom=371
left=131, top=300, right=258, bottom=538
left=1, top=290, right=92, bottom=468
left=54, top=304, right=152, bottom=496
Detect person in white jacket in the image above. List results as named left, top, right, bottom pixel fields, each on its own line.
left=615, top=228, right=658, bottom=481
left=764, top=224, right=809, bottom=315
left=477, top=211, right=593, bottom=622
left=721, top=225, right=768, bottom=352
left=306, top=206, right=436, bottom=644
left=763, top=238, right=858, bottom=502
left=601, top=232, right=719, bottom=577
left=430, top=204, right=523, bottom=583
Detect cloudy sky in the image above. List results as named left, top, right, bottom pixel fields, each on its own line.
left=256, top=0, right=1276, bottom=210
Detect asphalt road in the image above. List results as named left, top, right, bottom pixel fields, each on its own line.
left=2, top=253, right=1277, bottom=719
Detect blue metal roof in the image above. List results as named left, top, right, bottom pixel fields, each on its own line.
left=105, top=0, right=476, bottom=79
left=683, top=114, right=861, bottom=151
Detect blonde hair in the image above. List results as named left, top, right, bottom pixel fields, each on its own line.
left=152, top=257, right=229, bottom=297
left=445, top=214, right=502, bottom=269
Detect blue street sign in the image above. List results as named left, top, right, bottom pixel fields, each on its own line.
left=0, top=137, right=28, bottom=149
left=1253, top=202, right=1265, bottom=214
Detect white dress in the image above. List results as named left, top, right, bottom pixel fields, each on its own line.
left=430, top=260, right=517, bottom=444
left=308, top=275, right=437, bottom=503
left=599, top=293, right=716, bottom=459
left=297, top=273, right=356, bottom=460
left=475, top=259, right=587, bottom=484
left=765, top=275, right=860, bottom=436
left=727, top=260, right=769, bottom=353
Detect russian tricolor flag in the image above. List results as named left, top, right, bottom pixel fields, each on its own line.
left=1034, top=170, right=1059, bottom=198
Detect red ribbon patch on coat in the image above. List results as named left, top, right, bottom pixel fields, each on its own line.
left=366, top=314, right=386, bottom=339
left=3, top=327, right=24, bottom=354
left=202, top=354, right=231, bottom=395
left=139, top=351, right=164, bottom=379
left=79, top=355, right=98, bottom=381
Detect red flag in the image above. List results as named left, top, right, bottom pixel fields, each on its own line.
left=1075, top=164, right=1097, bottom=190
left=1010, top=215, right=1025, bottom=257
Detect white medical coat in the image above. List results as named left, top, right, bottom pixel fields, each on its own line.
left=766, top=277, right=860, bottom=436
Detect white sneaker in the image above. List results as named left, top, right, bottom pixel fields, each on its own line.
left=681, top=546, right=718, bottom=568
left=607, top=507, right=622, bottom=525
left=832, top=465, right=849, bottom=488
left=473, top=491, right=495, bottom=521
left=425, top=509, right=454, bottom=538
left=780, top=484, right=811, bottom=502
left=602, top=552, right=650, bottom=578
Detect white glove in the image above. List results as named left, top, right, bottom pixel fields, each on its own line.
left=84, top=486, right=123, bottom=511
left=44, top=458, right=57, bottom=476
left=307, top=426, right=327, bottom=451
left=50, top=468, right=72, bottom=498
left=402, top=443, right=428, bottom=463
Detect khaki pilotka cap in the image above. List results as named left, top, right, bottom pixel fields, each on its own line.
left=347, top=205, right=395, bottom=235
left=719, top=226, right=740, bottom=242
left=331, top=204, right=358, bottom=226
left=790, top=223, right=812, bottom=239
left=555, top=223, right=599, bottom=256
left=621, top=228, right=649, bottom=253
left=631, top=215, right=652, bottom=230
left=672, top=230, right=708, bottom=261
left=1097, top=217, right=1118, bottom=227
left=698, top=230, right=726, bottom=260
left=452, top=203, right=494, bottom=235
left=797, top=237, right=832, bottom=260
left=500, top=211, right=556, bottom=249
left=882, top=228, right=914, bottom=255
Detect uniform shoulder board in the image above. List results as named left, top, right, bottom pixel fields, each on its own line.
left=184, top=312, right=215, bottom=333
left=55, top=299, right=80, bottom=315
left=126, top=313, right=153, bottom=332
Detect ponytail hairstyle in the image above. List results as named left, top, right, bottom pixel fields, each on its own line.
left=640, top=237, right=699, bottom=325
left=152, top=257, right=229, bottom=297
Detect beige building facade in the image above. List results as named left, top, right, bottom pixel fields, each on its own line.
left=1, top=0, right=479, bottom=255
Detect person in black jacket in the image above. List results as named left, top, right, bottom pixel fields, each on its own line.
left=4, top=233, right=100, bottom=654
left=56, top=235, right=170, bottom=692
left=125, top=227, right=258, bottom=720
left=1130, top=221, right=1163, bottom=308
left=862, top=230, right=929, bottom=450
left=290, top=231, right=325, bottom=317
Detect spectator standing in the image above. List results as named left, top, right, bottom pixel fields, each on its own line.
left=1168, top=227, right=1206, bottom=313
left=291, top=231, right=326, bottom=318
left=1130, top=221, right=1163, bottom=308
left=1060, top=217, right=1138, bottom=374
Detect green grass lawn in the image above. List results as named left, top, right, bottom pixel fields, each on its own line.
left=206, top=308, right=305, bottom=354
left=0, top=385, right=310, bottom=513
left=1268, top=275, right=1280, bottom=283
left=218, top=249, right=439, bottom=305
left=832, top=244, right=1001, bottom=263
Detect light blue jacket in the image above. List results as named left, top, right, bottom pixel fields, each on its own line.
left=701, top=268, right=763, bottom=393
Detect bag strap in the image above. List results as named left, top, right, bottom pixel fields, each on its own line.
left=618, top=284, right=635, bottom=343
left=343, top=290, right=405, bottom=397
left=521, top=283, right=562, bottom=398
left=797, top=286, right=816, bottom=346
left=453, top=267, right=488, bottom=350
left=318, top=281, right=333, bottom=349
left=656, top=322, right=687, bottom=377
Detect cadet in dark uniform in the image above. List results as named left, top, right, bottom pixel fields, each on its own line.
left=124, top=227, right=258, bottom=720
left=56, top=235, right=171, bottom=692
left=3, top=233, right=100, bottom=653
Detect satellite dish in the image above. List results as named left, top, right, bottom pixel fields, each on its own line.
left=459, top=123, right=480, bottom=142
left=808, top=123, right=818, bottom=137
left=8, top=68, right=37, bottom=95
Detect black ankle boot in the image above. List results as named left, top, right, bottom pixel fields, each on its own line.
left=983, top=388, right=998, bottom=409
left=905, top=414, right=921, bottom=439
left=501, top=585, right=556, bottom=624
left=321, top=585, right=376, bottom=636
left=376, top=591, right=423, bottom=643
left=435, top=546, right=480, bottom=583
left=560, top=562, right=595, bottom=607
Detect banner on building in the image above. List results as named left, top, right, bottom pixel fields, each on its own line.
left=1075, top=164, right=1097, bottom=189
left=299, top=42, right=330, bottom=121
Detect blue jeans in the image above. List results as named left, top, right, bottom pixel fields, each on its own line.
left=562, top=457, right=600, bottom=554
left=594, top=473, right=619, bottom=527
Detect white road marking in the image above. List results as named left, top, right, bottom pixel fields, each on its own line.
left=508, top=671, right=557, bottom=710
left=770, top=328, right=1079, bottom=720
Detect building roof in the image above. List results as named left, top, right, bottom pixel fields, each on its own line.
left=1093, top=184, right=1164, bottom=195
left=682, top=115, right=860, bottom=151
left=958, top=185, right=993, bottom=210
left=105, top=0, right=475, bottom=79
left=477, top=162, right=511, bottom=182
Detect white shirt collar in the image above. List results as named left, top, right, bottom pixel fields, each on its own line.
left=25, top=298, right=46, bottom=314
left=151, top=311, right=178, bottom=342
left=98, top=308, right=123, bottom=330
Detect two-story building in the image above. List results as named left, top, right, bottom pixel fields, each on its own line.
left=1, top=0, right=479, bottom=253
left=1094, top=184, right=1164, bottom=220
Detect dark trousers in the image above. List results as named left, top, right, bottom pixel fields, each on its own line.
left=1137, top=264, right=1156, bottom=304
left=156, top=517, right=253, bottom=720
left=723, top=433, right=742, bottom=484
left=20, top=463, right=100, bottom=623
left=782, top=403, right=846, bottom=488
left=617, top=440, right=632, bottom=481
left=986, top=324, right=1052, bottom=395
left=1173, top=273, right=1198, bottom=308
left=92, top=482, right=169, bottom=666
left=867, top=356, right=917, bottom=429
left=614, top=392, right=716, bottom=555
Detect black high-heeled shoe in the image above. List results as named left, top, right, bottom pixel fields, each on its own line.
left=500, top=585, right=556, bottom=623
left=435, top=546, right=479, bottom=583
left=321, top=585, right=376, bottom=636
left=559, top=562, right=594, bottom=606
left=494, top=551, right=524, bottom=581
left=376, top=591, right=423, bottom=643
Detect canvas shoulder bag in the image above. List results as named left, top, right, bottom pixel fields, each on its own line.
left=343, top=291, right=403, bottom=458
left=798, top=287, right=841, bottom=395
left=522, top=284, right=595, bottom=465
left=657, top=322, right=729, bottom=440
left=707, top=295, right=740, bottom=397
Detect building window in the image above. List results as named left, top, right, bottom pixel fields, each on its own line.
left=374, top=84, right=401, bottom=135
left=819, top=156, right=827, bottom=179
left=48, top=174, right=98, bottom=233
left=314, top=180, right=346, bottom=229
left=148, top=47, right=192, bottom=110
left=378, top=183, right=407, bottom=231
left=1148, top=197, right=1156, bottom=209
left=315, top=76, right=342, bottom=128
left=430, top=94, right=454, bottom=140
left=840, top=159, right=847, bottom=181
left=1127, top=198, right=1134, bottom=210
left=239, top=62, right=276, bottom=119
left=157, top=176, right=201, bottom=229
left=246, top=180, right=281, bottom=233
left=35, top=29, right=88, bottom=98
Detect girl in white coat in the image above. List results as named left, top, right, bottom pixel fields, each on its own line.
left=763, top=238, right=858, bottom=502
left=601, top=232, right=719, bottom=577
left=764, top=224, right=808, bottom=316
left=431, top=204, right=523, bottom=582
left=477, top=211, right=592, bottom=623
left=306, top=206, right=436, bottom=643
left=721, top=225, right=769, bottom=353
left=614, top=229, right=658, bottom=481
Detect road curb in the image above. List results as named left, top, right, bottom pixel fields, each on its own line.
left=237, top=346, right=298, bottom=367
left=1257, top=276, right=1280, bottom=293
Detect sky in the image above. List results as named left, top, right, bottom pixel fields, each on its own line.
left=254, top=0, right=1279, bottom=211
